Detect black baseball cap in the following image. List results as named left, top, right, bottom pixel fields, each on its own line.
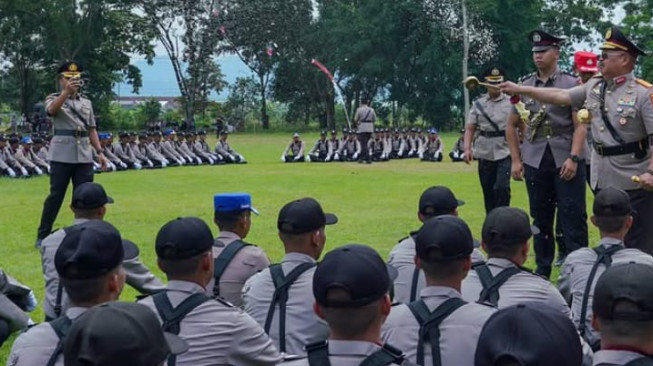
left=593, top=187, right=632, bottom=217
left=475, top=303, right=582, bottom=366
left=593, top=263, right=653, bottom=321
left=155, top=217, right=214, bottom=260
left=482, top=207, right=540, bottom=247
left=63, top=302, right=188, bottom=366
left=277, top=198, right=338, bottom=234
left=419, top=186, right=465, bottom=216
left=55, top=220, right=124, bottom=279
left=313, top=244, right=398, bottom=308
left=415, top=215, right=474, bottom=262
left=71, top=183, right=114, bottom=210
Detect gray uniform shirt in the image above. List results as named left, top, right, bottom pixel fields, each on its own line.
left=388, top=235, right=486, bottom=304
left=8, top=307, right=87, bottom=366
left=0, top=146, right=21, bottom=169
left=13, top=147, right=37, bottom=169
left=139, top=280, right=282, bottom=366
left=557, top=237, right=653, bottom=345
left=242, top=252, right=328, bottom=357
left=568, top=73, right=653, bottom=190
left=461, top=257, right=571, bottom=317
left=45, top=93, right=96, bottom=164
left=113, top=142, right=137, bottom=163
left=208, top=231, right=270, bottom=307
left=283, top=141, right=306, bottom=158
left=40, top=218, right=165, bottom=320
left=516, top=69, right=579, bottom=168
left=279, top=340, right=403, bottom=366
left=467, top=93, right=512, bottom=161
left=216, top=139, right=237, bottom=157
left=382, top=286, right=495, bottom=366
left=593, top=350, right=645, bottom=366
left=355, top=106, right=376, bottom=134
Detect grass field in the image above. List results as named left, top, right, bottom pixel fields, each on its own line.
left=0, top=132, right=599, bottom=361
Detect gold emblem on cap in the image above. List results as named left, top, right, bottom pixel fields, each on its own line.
left=491, top=68, right=500, bottom=76
left=605, top=28, right=612, bottom=40
left=69, top=63, right=78, bottom=72
left=533, top=32, right=541, bottom=42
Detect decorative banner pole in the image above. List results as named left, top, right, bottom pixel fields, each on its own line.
left=311, top=59, right=351, bottom=129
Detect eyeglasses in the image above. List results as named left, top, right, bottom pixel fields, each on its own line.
left=599, top=52, right=624, bottom=61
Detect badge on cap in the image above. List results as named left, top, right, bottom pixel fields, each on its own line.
left=587, top=59, right=594, bottom=65
left=532, top=32, right=541, bottom=42
left=605, top=28, right=612, bottom=40
left=491, top=68, right=500, bottom=76
left=69, top=63, right=78, bottom=72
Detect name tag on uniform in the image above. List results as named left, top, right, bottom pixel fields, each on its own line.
left=618, top=96, right=637, bottom=106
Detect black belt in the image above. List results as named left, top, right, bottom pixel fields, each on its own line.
left=479, top=130, right=505, bottom=138
left=532, top=124, right=574, bottom=139
left=594, top=138, right=649, bottom=158
left=54, top=129, right=89, bottom=138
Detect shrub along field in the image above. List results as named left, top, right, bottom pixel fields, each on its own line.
left=0, top=132, right=598, bottom=360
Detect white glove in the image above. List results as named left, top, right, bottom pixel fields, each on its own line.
left=281, top=156, right=286, bottom=162
left=325, top=156, right=331, bottom=162
left=207, top=157, right=214, bottom=165
left=25, top=291, right=38, bottom=312
left=162, top=158, right=169, bottom=165
left=294, top=155, right=302, bottom=161
left=196, top=157, right=202, bottom=165
left=6, top=168, right=16, bottom=178
left=398, top=152, right=403, bottom=157
left=419, top=153, right=424, bottom=159
left=34, top=167, right=43, bottom=175
left=21, top=167, right=28, bottom=176
left=134, top=162, right=143, bottom=170
left=146, top=160, right=154, bottom=168
left=178, top=159, right=184, bottom=166
left=228, top=154, right=235, bottom=162
left=161, top=161, right=167, bottom=168
left=45, top=165, right=51, bottom=174
left=238, top=155, right=245, bottom=162
left=306, top=155, right=312, bottom=162
left=109, top=162, right=117, bottom=171
left=353, top=153, right=359, bottom=160
left=334, top=154, right=340, bottom=161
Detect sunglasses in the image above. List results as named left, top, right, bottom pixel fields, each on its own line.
left=599, top=52, right=624, bottom=61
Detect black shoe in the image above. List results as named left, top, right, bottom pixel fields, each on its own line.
left=35, top=238, right=42, bottom=248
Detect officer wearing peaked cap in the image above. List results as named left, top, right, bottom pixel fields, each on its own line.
left=309, top=131, right=333, bottom=162
left=504, top=29, right=588, bottom=279
left=464, top=66, right=513, bottom=214
left=36, top=61, right=108, bottom=248
left=501, top=26, right=653, bottom=255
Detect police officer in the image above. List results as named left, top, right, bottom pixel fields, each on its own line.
left=557, top=187, right=653, bottom=350
left=475, top=304, right=583, bottom=366
left=461, top=207, right=571, bottom=317
left=40, top=182, right=164, bottom=321
left=151, top=130, right=179, bottom=166
left=9, top=220, right=128, bottom=366
left=162, top=129, right=187, bottom=165
left=36, top=61, right=108, bottom=248
left=464, top=67, right=513, bottom=213
left=308, top=131, right=332, bottom=162
left=280, top=244, right=415, bottom=366
left=368, top=129, right=388, bottom=161
left=327, top=130, right=341, bottom=161
left=100, top=133, right=127, bottom=171
left=138, top=217, right=282, bottom=366
left=388, top=186, right=486, bottom=304
left=354, top=98, right=375, bottom=164
left=0, top=270, right=35, bottom=348
left=419, top=129, right=443, bottom=162
left=242, top=198, right=337, bottom=356
left=449, top=129, right=466, bottom=162
left=216, top=130, right=246, bottom=164
left=591, top=263, right=653, bottom=365
left=113, top=131, right=142, bottom=170
left=390, top=129, right=406, bottom=159
left=382, top=215, right=495, bottom=366
left=282, top=133, right=306, bottom=162
left=141, top=132, right=168, bottom=167
left=210, top=193, right=270, bottom=307
left=502, top=27, right=653, bottom=255
left=63, top=302, right=188, bottom=366
left=504, top=30, right=588, bottom=278
left=15, top=137, right=47, bottom=175
left=0, top=134, right=21, bottom=177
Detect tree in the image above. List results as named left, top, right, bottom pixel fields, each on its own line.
left=140, top=98, right=162, bottom=126
left=225, top=76, right=260, bottom=125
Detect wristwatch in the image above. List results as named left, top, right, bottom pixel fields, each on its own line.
left=569, top=154, right=579, bottom=163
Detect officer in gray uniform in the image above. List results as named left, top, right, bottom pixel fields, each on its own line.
left=465, top=67, right=513, bottom=213
left=162, top=129, right=187, bottom=165
left=113, top=131, right=142, bottom=170
left=501, top=27, right=653, bottom=255
left=337, top=132, right=362, bottom=161
left=558, top=187, right=653, bottom=350
left=0, top=134, right=24, bottom=177
left=475, top=303, right=583, bottom=366
left=388, top=186, right=486, bottom=304
left=215, top=130, right=245, bottom=164
left=368, top=130, right=389, bottom=161
left=100, top=133, right=127, bottom=171
left=282, top=133, right=307, bottom=162
left=461, top=207, right=571, bottom=317
left=327, top=130, right=341, bottom=161
left=138, top=132, right=167, bottom=168
left=591, top=263, right=653, bottom=366
left=210, top=193, right=270, bottom=307
left=354, top=98, right=376, bottom=164
left=382, top=216, right=496, bottom=366
left=419, top=129, right=443, bottom=161
left=0, top=270, right=34, bottom=347
left=63, top=302, right=188, bottom=366
left=308, top=131, right=333, bottom=162
left=280, top=244, right=415, bottom=366
left=151, top=131, right=179, bottom=166
left=36, top=61, right=108, bottom=247
left=9, top=220, right=128, bottom=366
left=139, top=217, right=281, bottom=366
left=129, top=133, right=155, bottom=168
left=505, top=30, right=588, bottom=278
left=40, top=182, right=164, bottom=321
left=242, top=198, right=337, bottom=356
left=449, top=129, right=466, bottom=162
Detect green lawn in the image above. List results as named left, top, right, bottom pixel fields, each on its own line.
left=0, top=132, right=599, bottom=361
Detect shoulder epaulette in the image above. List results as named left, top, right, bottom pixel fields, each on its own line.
left=518, top=265, right=548, bottom=280
left=391, top=301, right=403, bottom=307
left=396, top=236, right=409, bottom=243
left=214, top=296, right=235, bottom=308
left=561, top=70, right=577, bottom=78
left=636, top=78, right=653, bottom=88
left=518, top=72, right=536, bottom=83
left=592, top=73, right=603, bottom=79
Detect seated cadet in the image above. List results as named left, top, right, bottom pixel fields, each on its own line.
left=162, top=129, right=187, bottom=165
left=15, top=136, right=48, bottom=175
left=187, top=132, right=217, bottom=165
left=282, top=132, right=307, bottom=162
left=63, top=302, right=188, bottom=366
left=9, top=220, right=128, bottom=366
left=0, top=269, right=36, bottom=347
left=152, top=131, right=181, bottom=166
left=337, top=132, right=362, bottom=161
left=176, top=132, right=202, bottom=165
left=215, top=130, right=246, bottom=164
left=368, top=129, right=388, bottom=162
left=420, top=129, right=444, bottom=162
left=405, top=128, right=418, bottom=158
left=139, top=217, right=282, bottom=366
left=591, top=263, right=653, bottom=365
left=40, top=182, right=164, bottom=321
left=558, top=187, right=653, bottom=350
left=383, top=215, right=496, bottom=366
left=308, top=130, right=332, bottom=162
left=280, top=244, right=416, bottom=366
left=389, top=129, right=406, bottom=159
left=113, top=131, right=142, bottom=170
left=461, top=207, right=571, bottom=317
left=449, top=129, right=466, bottom=162
left=138, top=132, right=166, bottom=168
left=32, top=136, right=49, bottom=163
left=388, top=186, right=486, bottom=304
left=475, top=303, right=582, bottom=366
left=129, top=132, right=155, bottom=168
left=0, top=134, right=22, bottom=177
left=210, top=193, right=270, bottom=307
left=243, top=198, right=337, bottom=356
left=326, top=130, right=341, bottom=162
left=99, top=133, right=127, bottom=171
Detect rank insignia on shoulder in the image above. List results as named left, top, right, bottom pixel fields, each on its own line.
left=636, top=79, right=653, bottom=88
